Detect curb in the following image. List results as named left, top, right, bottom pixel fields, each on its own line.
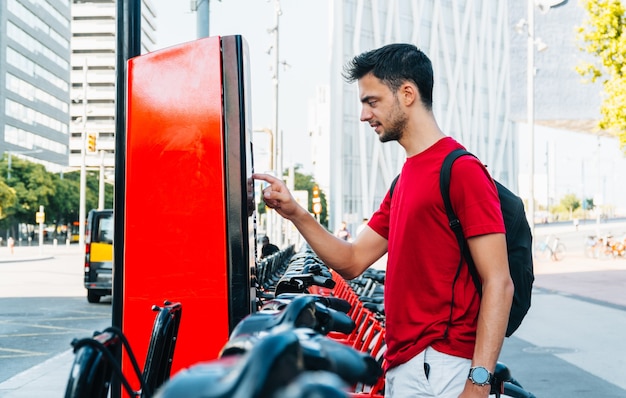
left=0, top=350, right=73, bottom=397
left=0, top=256, right=54, bottom=264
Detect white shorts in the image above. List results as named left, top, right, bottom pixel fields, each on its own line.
left=385, top=346, right=471, bottom=397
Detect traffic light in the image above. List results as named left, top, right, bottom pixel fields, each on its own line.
left=312, top=185, right=321, bottom=216
left=87, top=133, right=97, bottom=153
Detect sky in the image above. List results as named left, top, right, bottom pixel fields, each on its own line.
left=151, top=0, right=331, bottom=174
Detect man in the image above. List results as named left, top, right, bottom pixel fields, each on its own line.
left=335, top=221, right=352, bottom=241
left=254, top=43, right=513, bottom=398
left=260, top=235, right=280, bottom=259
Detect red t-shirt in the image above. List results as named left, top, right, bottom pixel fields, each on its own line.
left=368, top=137, right=505, bottom=370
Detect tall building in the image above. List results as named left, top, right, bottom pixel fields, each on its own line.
left=323, top=1, right=516, bottom=231
left=69, top=0, right=157, bottom=172
left=312, top=1, right=625, bottom=231
left=509, top=1, right=601, bottom=132
left=0, top=0, right=72, bottom=172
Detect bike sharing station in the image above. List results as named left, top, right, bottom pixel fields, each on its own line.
left=62, top=30, right=388, bottom=397
left=63, top=29, right=389, bottom=397
left=122, top=34, right=257, bottom=382
left=64, top=4, right=534, bottom=398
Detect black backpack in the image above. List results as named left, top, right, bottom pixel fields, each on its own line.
left=390, top=149, right=534, bottom=337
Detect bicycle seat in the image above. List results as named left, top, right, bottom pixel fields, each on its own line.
left=155, top=331, right=303, bottom=398
left=220, top=328, right=382, bottom=387
left=362, top=301, right=385, bottom=316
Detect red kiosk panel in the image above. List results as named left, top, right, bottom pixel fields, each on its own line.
left=124, top=37, right=229, bottom=379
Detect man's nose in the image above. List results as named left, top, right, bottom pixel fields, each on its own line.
left=360, top=107, right=372, bottom=122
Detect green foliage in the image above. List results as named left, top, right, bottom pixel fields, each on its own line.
left=4, top=157, right=55, bottom=222
left=0, top=155, right=114, bottom=232
left=291, top=166, right=328, bottom=228
left=0, top=181, right=16, bottom=220
left=560, top=193, right=581, bottom=213
left=257, top=167, right=329, bottom=228
left=576, top=0, right=626, bottom=151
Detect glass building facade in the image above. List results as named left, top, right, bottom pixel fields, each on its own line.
left=1, top=0, right=72, bottom=171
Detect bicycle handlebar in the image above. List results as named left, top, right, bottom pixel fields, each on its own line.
left=227, top=295, right=356, bottom=342
left=156, top=329, right=381, bottom=398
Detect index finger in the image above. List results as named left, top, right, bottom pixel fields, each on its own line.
left=252, top=173, right=279, bottom=184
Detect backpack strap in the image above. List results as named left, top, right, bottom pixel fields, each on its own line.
left=390, top=174, right=399, bottom=198
left=389, top=150, right=484, bottom=339
left=440, top=149, right=483, bottom=296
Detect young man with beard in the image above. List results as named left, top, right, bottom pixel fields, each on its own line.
left=253, top=43, right=513, bottom=398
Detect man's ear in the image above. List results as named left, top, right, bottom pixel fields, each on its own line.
left=399, top=82, right=419, bottom=107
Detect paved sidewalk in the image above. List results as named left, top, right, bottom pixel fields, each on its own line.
left=0, top=243, right=80, bottom=264
left=533, top=251, right=626, bottom=308
left=0, top=350, right=74, bottom=397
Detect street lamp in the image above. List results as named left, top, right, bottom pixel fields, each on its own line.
left=78, top=58, right=88, bottom=247
left=190, top=0, right=211, bottom=38
left=519, top=0, right=568, bottom=242
left=269, top=0, right=285, bottom=247
left=254, top=127, right=275, bottom=246
left=6, top=149, right=43, bottom=180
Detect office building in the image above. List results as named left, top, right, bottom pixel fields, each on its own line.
left=69, top=0, right=157, bottom=171
left=1, top=0, right=72, bottom=172
left=321, top=1, right=516, bottom=230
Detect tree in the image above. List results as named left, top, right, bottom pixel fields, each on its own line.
left=0, top=181, right=16, bottom=220
left=61, top=170, right=113, bottom=214
left=0, top=155, right=114, bottom=239
left=560, top=193, right=581, bottom=216
left=48, top=174, right=80, bottom=225
left=293, top=167, right=328, bottom=228
left=256, top=167, right=329, bottom=228
left=3, top=157, right=55, bottom=224
left=576, top=0, right=626, bottom=152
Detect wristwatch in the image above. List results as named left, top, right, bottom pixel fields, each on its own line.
left=468, top=366, right=494, bottom=386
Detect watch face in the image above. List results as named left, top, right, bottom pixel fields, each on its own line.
left=471, top=367, right=490, bottom=384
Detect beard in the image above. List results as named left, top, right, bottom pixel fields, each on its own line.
left=378, top=98, right=407, bottom=143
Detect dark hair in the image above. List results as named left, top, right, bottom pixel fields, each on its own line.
left=343, top=43, right=434, bottom=109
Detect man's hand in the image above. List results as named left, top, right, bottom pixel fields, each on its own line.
left=459, top=380, right=490, bottom=398
left=252, top=173, right=306, bottom=220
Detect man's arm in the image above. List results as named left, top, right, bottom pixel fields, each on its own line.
left=461, top=232, right=514, bottom=398
left=253, top=173, right=387, bottom=279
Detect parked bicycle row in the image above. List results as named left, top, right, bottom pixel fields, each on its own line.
left=63, top=245, right=384, bottom=398
left=585, top=234, right=626, bottom=259
left=253, top=245, right=536, bottom=398
left=64, top=244, right=537, bottom=397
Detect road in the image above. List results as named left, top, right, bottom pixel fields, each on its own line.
left=0, top=245, right=112, bottom=383
left=534, top=216, right=626, bottom=257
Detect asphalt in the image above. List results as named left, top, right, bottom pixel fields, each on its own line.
left=0, top=244, right=625, bottom=397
